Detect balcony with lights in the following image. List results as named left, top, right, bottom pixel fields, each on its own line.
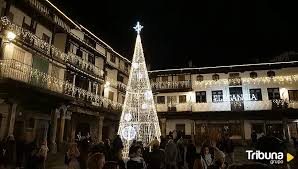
left=0, top=59, right=122, bottom=112
left=0, top=17, right=105, bottom=80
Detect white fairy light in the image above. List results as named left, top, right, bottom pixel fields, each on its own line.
left=124, top=113, right=132, bottom=121
left=118, top=22, right=161, bottom=158
left=121, top=126, right=136, bottom=141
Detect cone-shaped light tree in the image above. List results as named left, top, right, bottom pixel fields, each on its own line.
left=118, top=22, right=161, bottom=157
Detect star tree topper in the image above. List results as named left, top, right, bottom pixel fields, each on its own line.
left=133, top=21, right=143, bottom=34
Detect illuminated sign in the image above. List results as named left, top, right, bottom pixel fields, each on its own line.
left=212, top=94, right=258, bottom=102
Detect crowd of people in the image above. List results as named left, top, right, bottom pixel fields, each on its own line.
left=0, top=135, right=49, bottom=169
left=0, top=131, right=278, bottom=169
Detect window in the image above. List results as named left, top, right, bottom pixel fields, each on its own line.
left=110, top=55, right=116, bottom=63
left=117, top=74, right=124, bottom=83
left=77, top=49, right=82, bottom=57
left=196, top=75, right=204, bottom=82
left=12, top=48, right=25, bottom=63
left=212, top=74, right=219, bottom=81
left=178, top=75, right=185, bottom=81
left=249, top=88, right=262, bottom=101
left=289, top=90, right=298, bottom=102
left=167, top=96, right=177, bottom=104
left=196, top=91, right=207, bottom=103
left=42, top=33, right=50, bottom=43
left=122, top=96, right=125, bottom=104
left=108, top=91, right=114, bottom=101
left=229, top=73, right=239, bottom=78
left=22, top=17, right=30, bottom=30
left=212, top=90, right=223, bottom=102
left=267, top=70, right=275, bottom=78
left=162, top=76, right=168, bottom=81
left=88, top=54, right=95, bottom=64
left=250, top=72, right=258, bottom=79
left=157, top=96, right=165, bottom=104
left=267, top=88, right=280, bottom=100
left=179, top=95, right=187, bottom=103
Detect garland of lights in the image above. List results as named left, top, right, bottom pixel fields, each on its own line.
left=118, top=22, right=161, bottom=158
left=151, top=74, right=298, bottom=89
left=0, top=59, right=122, bottom=110
left=0, top=16, right=104, bottom=79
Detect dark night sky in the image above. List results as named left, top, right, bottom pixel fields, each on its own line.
left=51, top=0, right=298, bottom=70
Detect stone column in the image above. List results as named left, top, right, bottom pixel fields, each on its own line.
left=283, top=119, right=290, bottom=142
left=58, top=110, right=66, bottom=150
left=160, top=118, right=166, bottom=138
left=70, top=115, right=77, bottom=142
left=191, top=120, right=195, bottom=143
left=72, top=74, right=76, bottom=96
left=49, top=108, right=58, bottom=153
left=7, top=103, right=17, bottom=137
left=97, top=116, right=104, bottom=142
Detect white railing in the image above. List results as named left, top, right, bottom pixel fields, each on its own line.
left=0, top=59, right=122, bottom=111
left=155, top=99, right=294, bottom=112
left=117, top=81, right=127, bottom=92
left=27, top=0, right=50, bottom=17
left=0, top=17, right=104, bottom=79
left=151, top=80, right=191, bottom=90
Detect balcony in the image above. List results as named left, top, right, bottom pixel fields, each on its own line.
left=151, top=80, right=192, bottom=92
left=0, top=17, right=104, bottom=80
left=67, top=52, right=104, bottom=78
left=0, top=59, right=122, bottom=111
left=117, top=81, right=127, bottom=93
left=156, top=103, right=192, bottom=112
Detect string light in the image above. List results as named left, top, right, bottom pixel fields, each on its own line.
left=0, top=17, right=104, bottom=79
left=118, top=22, right=161, bottom=158
left=0, top=59, right=122, bottom=111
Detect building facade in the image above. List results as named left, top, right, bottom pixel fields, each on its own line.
left=0, top=0, right=130, bottom=152
left=149, top=62, right=298, bottom=145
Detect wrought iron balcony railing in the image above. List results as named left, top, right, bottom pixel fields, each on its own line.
left=0, top=59, right=122, bottom=111
left=117, top=81, right=127, bottom=93
left=0, top=17, right=104, bottom=79
left=151, top=80, right=192, bottom=91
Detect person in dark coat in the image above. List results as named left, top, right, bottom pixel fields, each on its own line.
left=112, top=135, right=123, bottom=152
left=78, top=139, right=90, bottom=169
left=186, top=140, right=196, bottom=169
left=147, top=142, right=165, bottom=169
left=110, top=148, right=125, bottom=169
left=16, top=135, right=25, bottom=168
left=104, top=139, right=112, bottom=161
left=127, top=145, right=146, bottom=169
left=223, top=135, right=234, bottom=165
left=251, top=130, right=257, bottom=148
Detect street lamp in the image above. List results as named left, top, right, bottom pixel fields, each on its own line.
left=6, top=31, right=16, bottom=41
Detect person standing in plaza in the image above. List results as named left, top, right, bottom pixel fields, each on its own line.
left=87, top=153, right=105, bottom=169
left=186, top=140, right=196, bottom=169
left=127, top=145, right=146, bottom=169
left=223, top=135, right=234, bottom=165
left=37, top=140, right=49, bottom=169
left=251, top=130, right=257, bottom=148
left=165, top=137, right=178, bottom=169
left=66, top=143, right=81, bottom=169
left=147, top=142, right=165, bottom=169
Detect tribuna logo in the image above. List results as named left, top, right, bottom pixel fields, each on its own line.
left=246, top=150, right=284, bottom=160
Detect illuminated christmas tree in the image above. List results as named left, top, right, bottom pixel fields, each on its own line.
left=118, top=22, right=161, bottom=157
